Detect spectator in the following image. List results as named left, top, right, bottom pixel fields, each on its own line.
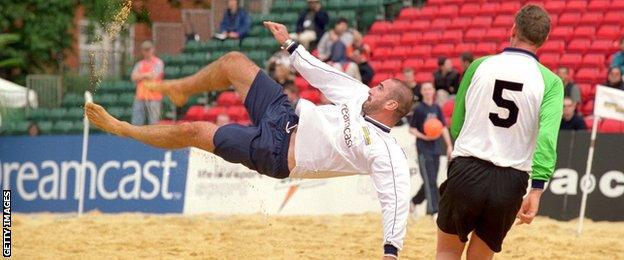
left=214, top=0, right=251, bottom=40
left=283, top=82, right=300, bottom=106
left=216, top=113, right=231, bottom=126
left=610, top=37, right=624, bottom=73
left=28, top=122, right=39, bottom=136
left=294, top=0, right=329, bottom=49
left=459, top=52, right=474, bottom=73
left=556, top=67, right=582, bottom=104
left=271, top=62, right=294, bottom=87
left=327, top=39, right=361, bottom=81
left=184, top=12, right=200, bottom=43
left=131, top=41, right=164, bottom=125
left=560, top=97, right=586, bottom=131
left=605, top=67, right=624, bottom=90
left=403, top=67, right=422, bottom=103
left=408, top=82, right=453, bottom=217
left=266, top=51, right=291, bottom=75
left=317, top=18, right=354, bottom=61
left=433, top=56, right=460, bottom=95
left=348, top=31, right=374, bottom=85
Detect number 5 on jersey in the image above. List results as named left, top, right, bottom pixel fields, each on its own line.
left=489, top=79, right=524, bottom=128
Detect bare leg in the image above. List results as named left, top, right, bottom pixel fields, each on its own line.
left=466, top=233, right=494, bottom=260
left=148, top=52, right=260, bottom=106
left=436, top=228, right=466, bottom=260
left=85, top=103, right=217, bottom=152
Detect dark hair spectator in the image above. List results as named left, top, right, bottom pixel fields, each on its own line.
left=214, top=0, right=251, bottom=40
left=609, top=37, right=624, bottom=74
left=403, top=67, right=422, bottom=103
left=433, top=56, right=460, bottom=94
left=28, top=122, right=40, bottom=136
left=460, top=52, right=474, bottom=72
left=606, top=67, right=624, bottom=90
left=317, top=17, right=354, bottom=61
left=560, top=97, right=586, bottom=131
left=294, top=0, right=329, bottom=49
left=556, top=67, right=582, bottom=104
left=348, top=31, right=374, bottom=85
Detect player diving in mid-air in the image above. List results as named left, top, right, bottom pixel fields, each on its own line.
left=85, top=21, right=412, bottom=259
left=436, top=4, right=564, bottom=260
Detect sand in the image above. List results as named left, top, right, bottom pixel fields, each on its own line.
left=12, top=213, right=624, bottom=259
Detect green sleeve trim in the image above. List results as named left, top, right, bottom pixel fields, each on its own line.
left=450, top=56, right=490, bottom=139
left=531, top=64, right=564, bottom=181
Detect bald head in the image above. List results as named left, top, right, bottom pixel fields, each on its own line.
left=387, top=78, right=413, bottom=121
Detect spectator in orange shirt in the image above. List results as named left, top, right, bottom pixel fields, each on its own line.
left=131, top=41, right=164, bottom=125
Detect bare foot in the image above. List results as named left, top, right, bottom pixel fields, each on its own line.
left=84, top=102, right=126, bottom=136
left=144, top=80, right=188, bottom=107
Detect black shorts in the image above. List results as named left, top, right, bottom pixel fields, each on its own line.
left=212, top=71, right=298, bottom=179
left=436, top=156, right=529, bottom=252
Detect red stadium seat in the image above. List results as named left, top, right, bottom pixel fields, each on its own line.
left=398, top=8, right=419, bottom=19
left=363, top=35, right=380, bottom=49
left=539, top=53, right=559, bottom=69
left=415, top=72, right=433, bottom=83
left=369, top=21, right=392, bottom=34
left=372, top=47, right=392, bottom=60
left=581, top=100, right=594, bottom=116
left=441, top=30, right=463, bottom=44
left=300, top=90, right=321, bottom=104
left=442, top=100, right=454, bottom=118
left=479, top=3, right=500, bottom=16
left=582, top=54, right=606, bottom=68
left=544, top=0, right=566, bottom=14
left=589, top=40, right=616, bottom=53
left=419, top=6, right=439, bottom=19
left=453, top=43, right=476, bottom=56
left=579, top=12, right=603, bottom=26
left=294, top=76, right=311, bottom=91
left=612, top=0, right=624, bottom=9
left=403, top=59, right=424, bottom=70
left=599, top=119, right=624, bottom=133
left=410, top=20, right=430, bottom=32
left=226, top=105, right=247, bottom=122
left=549, top=14, right=559, bottom=27
left=389, top=20, right=411, bottom=33
left=483, top=28, right=507, bottom=41
left=567, top=39, right=591, bottom=54
left=217, top=91, right=242, bottom=106
left=584, top=117, right=594, bottom=129
left=573, top=26, right=596, bottom=39
left=438, top=5, right=458, bottom=17
left=370, top=73, right=390, bottom=87
left=431, top=18, right=452, bottom=30
left=400, top=32, right=421, bottom=45
left=183, top=106, right=207, bottom=121
left=587, top=0, right=610, bottom=12
left=596, top=25, right=621, bottom=40
left=559, top=54, right=583, bottom=70
left=550, top=26, right=574, bottom=41
left=493, top=15, right=514, bottom=28
left=432, top=44, right=454, bottom=57
left=464, top=28, right=486, bottom=42
left=459, top=3, right=480, bottom=16
left=576, top=69, right=600, bottom=84
left=540, top=40, right=565, bottom=54
left=409, top=45, right=432, bottom=59
left=421, top=31, right=442, bottom=45
left=558, top=13, right=581, bottom=26
left=475, top=42, right=497, bottom=56
left=565, top=0, right=587, bottom=12
left=499, top=2, right=521, bottom=15
left=380, top=59, right=402, bottom=72
left=204, top=106, right=227, bottom=122
left=449, top=17, right=472, bottom=30
left=603, top=11, right=624, bottom=26
left=388, top=47, right=410, bottom=59
left=471, top=17, right=492, bottom=28
left=376, top=34, right=401, bottom=47
left=422, top=58, right=439, bottom=71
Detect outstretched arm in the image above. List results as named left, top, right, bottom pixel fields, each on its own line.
left=264, top=21, right=369, bottom=105
left=85, top=103, right=217, bottom=152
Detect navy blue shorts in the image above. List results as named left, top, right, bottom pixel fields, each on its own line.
left=213, top=71, right=298, bottom=179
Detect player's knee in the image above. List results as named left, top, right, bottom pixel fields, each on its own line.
left=221, top=51, right=248, bottom=64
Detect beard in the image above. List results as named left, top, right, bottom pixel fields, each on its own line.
left=361, top=96, right=382, bottom=115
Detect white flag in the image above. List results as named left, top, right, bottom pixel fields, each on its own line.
left=594, top=85, right=624, bottom=122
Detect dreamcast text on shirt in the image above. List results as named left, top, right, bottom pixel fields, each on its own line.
left=3, top=190, right=10, bottom=257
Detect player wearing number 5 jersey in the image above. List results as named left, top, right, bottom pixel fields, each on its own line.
left=436, top=5, right=564, bottom=260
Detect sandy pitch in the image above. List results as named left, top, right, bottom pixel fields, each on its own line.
left=13, top=213, right=624, bottom=259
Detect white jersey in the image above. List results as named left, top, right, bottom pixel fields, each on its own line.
left=288, top=45, right=410, bottom=251
left=450, top=48, right=563, bottom=184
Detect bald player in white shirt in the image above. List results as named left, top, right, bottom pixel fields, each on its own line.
left=85, top=21, right=413, bottom=259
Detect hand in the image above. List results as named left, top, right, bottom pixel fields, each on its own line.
left=516, top=189, right=543, bottom=225
left=418, top=134, right=435, bottom=141
left=446, top=146, right=453, bottom=159
left=228, top=32, right=240, bottom=39
left=263, top=21, right=290, bottom=46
